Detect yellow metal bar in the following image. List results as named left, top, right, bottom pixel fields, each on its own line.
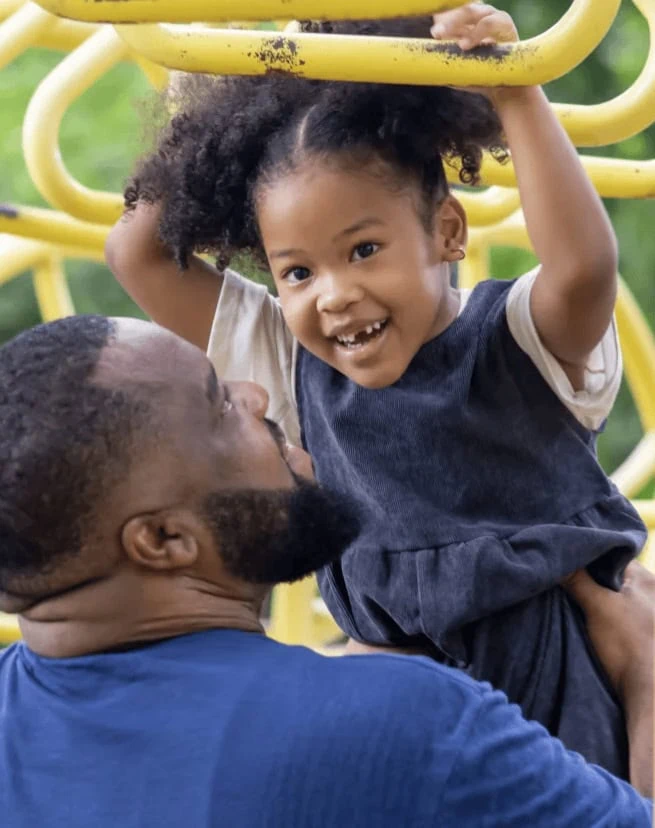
left=133, top=53, right=169, bottom=89
left=639, top=532, right=655, bottom=570
left=611, top=433, right=655, bottom=497
left=0, top=235, right=49, bottom=285
left=32, top=255, right=75, bottom=320
left=268, top=577, right=317, bottom=646
left=0, top=236, right=105, bottom=286
left=468, top=208, right=528, bottom=252
left=634, top=499, right=655, bottom=527
left=458, top=241, right=489, bottom=289
left=0, top=1, right=51, bottom=69
left=550, top=0, right=655, bottom=147
left=22, top=26, right=129, bottom=224
left=0, top=0, right=25, bottom=21
left=35, top=0, right=467, bottom=24
left=458, top=188, right=521, bottom=228
left=19, top=0, right=655, bottom=151
left=616, top=279, right=655, bottom=432
left=37, top=16, right=97, bottom=50
left=467, top=152, right=655, bottom=200
left=114, top=0, right=620, bottom=86
left=0, top=204, right=110, bottom=249
left=0, top=613, right=20, bottom=645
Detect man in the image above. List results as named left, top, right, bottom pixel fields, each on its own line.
left=0, top=315, right=651, bottom=827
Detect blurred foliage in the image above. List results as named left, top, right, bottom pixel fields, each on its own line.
left=0, top=3, right=654, bottom=481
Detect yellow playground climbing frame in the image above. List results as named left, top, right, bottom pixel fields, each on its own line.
left=0, top=0, right=654, bottom=648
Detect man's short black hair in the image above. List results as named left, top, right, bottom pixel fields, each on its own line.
left=0, top=315, right=151, bottom=598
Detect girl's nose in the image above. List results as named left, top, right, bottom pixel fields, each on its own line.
left=316, top=272, right=365, bottom=314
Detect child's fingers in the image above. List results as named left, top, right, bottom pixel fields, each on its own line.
left=431, top=5, right=516, bottom=50
left=468, top=11, right=518, bottom=46
left=431, top=3, right=497, bottom=38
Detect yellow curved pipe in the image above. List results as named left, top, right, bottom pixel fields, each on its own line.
left=22, top=27, right=138, bottom=224
left=634, top=498, right=655, bottom=527
left=458, top=242, right=489, bottom=290
left=37, top=15, right=97, bottom=50
left=19, top=19, right=523, bottom=227
left=0, top=0, right=24, bottom=22
left=550, top=0, right=655, bottom=147
left=465, top=148, right=655, bottom=199
left=448, top=0, right=655, bottom=185
left=32, top=255, right=75, bottom=320
left=0, top=1, right=51, bottom=69
left=458, top=188, right=522, bottom=228
left=113, top=0, right=621, bottom=87
left=34, top=0, right=466, bottom=24
left=0, top=235, right=105, bottom=284
left=0, top=204, right=110, bottom=248
left=0, top=235, right=50, bottom=285
left=612, top=433, right=655, bottom=497
left=0, top=614, right=20, bottom=645
left=19, top=1, right=655, bottom=150
left=616, top=279, right=655, bottom=433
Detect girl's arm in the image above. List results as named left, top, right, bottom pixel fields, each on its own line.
left=105, top=201, right=223, bottom=351
left=432, top=5, right=618, bottom=389
left=493, top=85, right=617, bottom=388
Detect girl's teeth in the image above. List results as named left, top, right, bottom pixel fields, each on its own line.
left=336, top=319, right=387, bottom=347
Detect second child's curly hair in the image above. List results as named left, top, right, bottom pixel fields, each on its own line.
left=125, top=17, right=507, bottom=271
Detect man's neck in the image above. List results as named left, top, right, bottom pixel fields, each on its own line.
left=17, top=568, right=266, bottom=658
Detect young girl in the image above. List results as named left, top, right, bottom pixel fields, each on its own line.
left=107, top=7, right=647, bottom=779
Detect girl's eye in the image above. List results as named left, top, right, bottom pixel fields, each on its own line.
left=283, top=266, right=311, bottom=285
left=351, top=242, right=379, bottom=262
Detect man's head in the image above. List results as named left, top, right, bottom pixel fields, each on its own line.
left=0, top=316, right=357, bottom=650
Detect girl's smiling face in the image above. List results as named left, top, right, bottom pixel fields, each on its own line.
left=257, top=157, right=467, bottom=389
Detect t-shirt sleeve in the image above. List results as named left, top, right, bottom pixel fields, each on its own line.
left=505, top=269, right=622, bottom=431
left=439, top=686, right=653, bottom=827
left=206, top=270, right=301, bottom=447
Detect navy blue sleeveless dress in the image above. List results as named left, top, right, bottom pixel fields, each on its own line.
left=296, top=278, right=647, bottom=778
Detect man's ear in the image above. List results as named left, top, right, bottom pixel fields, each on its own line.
left=121, top=511, right=203, bottom=571
left=436, top=194, right=468, bottom=263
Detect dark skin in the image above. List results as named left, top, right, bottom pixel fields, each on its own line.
left=11, top=319, right=653, bottom=797
left=18, top=318, right=308, bottom=659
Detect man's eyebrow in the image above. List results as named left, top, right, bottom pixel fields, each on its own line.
left=206, top=364, right=219, bottom=404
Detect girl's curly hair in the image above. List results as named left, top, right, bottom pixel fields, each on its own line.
left=124, top=16, right=507, bottom=270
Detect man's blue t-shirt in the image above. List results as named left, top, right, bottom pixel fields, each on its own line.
left=0, top=629, right=650, bottom=827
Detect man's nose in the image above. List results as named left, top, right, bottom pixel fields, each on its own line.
left=226, top=381, right=269, bottom=420
left=316, top=272, right=365, bottom=314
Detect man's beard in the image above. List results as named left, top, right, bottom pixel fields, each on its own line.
left=202, top=475, right=360, bottom=585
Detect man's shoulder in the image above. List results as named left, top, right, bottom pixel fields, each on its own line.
left=263, top=645, right=491, bottom=803
left=278, top=644, right=489, bottom=732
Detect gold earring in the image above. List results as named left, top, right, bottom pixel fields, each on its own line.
left=453, top=247, right=466, bottom=262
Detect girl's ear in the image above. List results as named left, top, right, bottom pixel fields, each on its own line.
left=437, top=195, right=468, bottom=263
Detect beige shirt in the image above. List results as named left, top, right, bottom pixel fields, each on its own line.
left=207, top=269, right=622, bottom=447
